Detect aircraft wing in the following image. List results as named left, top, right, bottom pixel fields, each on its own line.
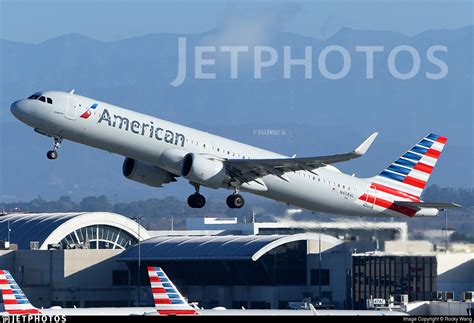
left=224, top=132, right=378, bottom=183
left=394, top=201, right=462, bottom=210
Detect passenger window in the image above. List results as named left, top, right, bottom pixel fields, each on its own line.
left=47, top=97, right=53, bottom=104
left=39, top=96, right=46, bottom=102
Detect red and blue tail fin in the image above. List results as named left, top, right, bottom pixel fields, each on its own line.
left=147, top=266, right=198, bottom=316
left=371, top=133, right=447, bottom=200
left=0, top=270, right=41, bottom=315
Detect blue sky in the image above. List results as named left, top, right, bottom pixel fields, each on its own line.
left=0, top=0, right=472, bottom=43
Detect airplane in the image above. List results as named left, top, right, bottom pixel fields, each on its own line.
left=10, top=91, right=460, bottom=217
left=146, top=266, right=407, bottom=316
left=0, top=269, right=155, bottom=316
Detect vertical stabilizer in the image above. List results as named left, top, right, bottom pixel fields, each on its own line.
left=147, top=266, right=198, bottom=316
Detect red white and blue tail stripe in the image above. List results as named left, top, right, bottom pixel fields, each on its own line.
left=147, top=266, right=198, bottom=316
left=373, top=133, right=447, bottom=199
left=0, top=270, right=41, bottom=315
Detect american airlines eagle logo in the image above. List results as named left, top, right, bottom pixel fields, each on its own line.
left=80, top=103, right=98, bottom=119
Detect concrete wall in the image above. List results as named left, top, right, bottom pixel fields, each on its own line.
left=384, top=240, right=434, bottom=253
left=405, top=301, right=430, bottom=316
left=0, top=249, right=133, bottom=308
left=437, top=253, right=474, bottom=300
left=428, top=301, right=472, bottom=316
left=405, top=301, right=472, bottom=316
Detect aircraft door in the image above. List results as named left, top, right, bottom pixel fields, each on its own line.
left=363, top=184, right=377, bottom=209
left=65, top=96, right=78, bottom=120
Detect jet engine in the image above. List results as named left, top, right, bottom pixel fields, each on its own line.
left=122, top=158, right=176, bottom=187
left=181, top=153, right=230, bottom=189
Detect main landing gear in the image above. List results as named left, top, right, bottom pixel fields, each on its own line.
left=186, top=183, right=246, bottom=209
left=187, top=183, right=206, bottom=209
left=187, top=193, right=206, bottom=209
left=226, top=193, right=245, bottom=209
left=47, top=137, right=62, bottom=160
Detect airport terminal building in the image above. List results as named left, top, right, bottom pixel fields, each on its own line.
left=0, top=212, right=472, bottom=311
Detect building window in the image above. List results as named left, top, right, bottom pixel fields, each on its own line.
left=112, top=270, right=129, bottom=286
left=322, top=291, right=332, bottom=301
left=311, top=269, right=330, bottom=286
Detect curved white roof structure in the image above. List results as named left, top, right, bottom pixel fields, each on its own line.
left=118, top=233, right=342, bottom=262
left=0, top=212, right=150, bottom=250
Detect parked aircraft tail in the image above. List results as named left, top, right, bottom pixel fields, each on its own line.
left=147, top=266, right=198, bottom=316
left=0, top=270, right=41, bottom=315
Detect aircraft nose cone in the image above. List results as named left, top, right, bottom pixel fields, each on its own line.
left=10, top=100, right=26, bottom=120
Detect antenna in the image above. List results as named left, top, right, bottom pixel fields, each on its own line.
left=69, top=89, right=75, bottom=94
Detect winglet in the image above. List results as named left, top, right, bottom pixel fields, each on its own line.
left=354, top=132, right=378, bottom=156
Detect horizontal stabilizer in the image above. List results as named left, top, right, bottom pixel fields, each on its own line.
left=394, top=201, right=462, bottom=210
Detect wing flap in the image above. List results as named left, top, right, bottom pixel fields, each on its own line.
left=225, top=132, right=378, bottom=184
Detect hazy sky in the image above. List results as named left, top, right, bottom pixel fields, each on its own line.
left=0, top=0, right=472, bottom=43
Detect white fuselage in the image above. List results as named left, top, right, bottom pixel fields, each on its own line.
left=10, top=91, right=407, bottom=217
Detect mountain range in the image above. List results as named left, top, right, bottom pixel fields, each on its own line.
left=0, top=26, right=472, bottom=202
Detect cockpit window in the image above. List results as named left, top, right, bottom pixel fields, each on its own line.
left=28, top=95, right=40, bottom=100
left=39, top=96, right=46, bottom=102
left=47, top=97, right=53, bottom=104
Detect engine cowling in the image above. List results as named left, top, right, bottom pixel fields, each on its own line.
left=181, top=153, right=229, bottom=189
left=122, top=158, right=176, bottom=187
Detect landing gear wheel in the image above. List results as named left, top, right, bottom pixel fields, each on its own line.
left=226, top=194, right=245, bottom=209
left=47, top=150, right=58, bottom=160
left=47, top=137, right=62, bottom=160
left=187, top=193, right=206, bottom=208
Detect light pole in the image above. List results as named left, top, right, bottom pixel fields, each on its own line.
left=6, top=220, right=11, bottom=249
left=132, top=216, right=143, bottom=306
left=318, top=213, right=322, bottom=304
left=444, top=209, right=448, bottom=252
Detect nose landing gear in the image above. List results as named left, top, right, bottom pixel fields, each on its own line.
left=47, top=137, right=62, bottom=160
